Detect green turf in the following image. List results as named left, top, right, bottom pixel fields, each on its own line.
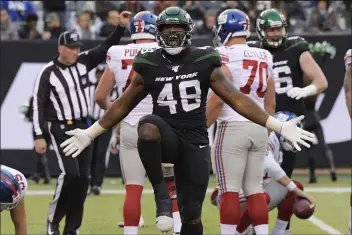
left=1, top=174, right=350, bottom=234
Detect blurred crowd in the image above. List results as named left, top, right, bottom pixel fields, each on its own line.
left=1, top=0, right=351, bottom=41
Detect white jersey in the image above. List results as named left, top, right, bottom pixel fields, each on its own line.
left=263, top=132, right=285, bottom=185
left=345, top=49, right=351, bottom=69
left=216, top=44, right=274, bottom=122
left=107, top=42, right=158, bottom=125
left=1, top=165, right=28, bottom=201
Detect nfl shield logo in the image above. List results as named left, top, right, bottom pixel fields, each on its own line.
left=70, top=33, right=78, bottom=41
left=171, top=65, right=180, bottom=72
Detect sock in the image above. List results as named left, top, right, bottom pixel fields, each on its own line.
left=272, top=219, right=289, bottom=235
left=220, top=192, right=240, bottom=235
left=247, top=193, right=268, bottom=235
left=237, top=192, right=271, bottom=233
left=137, top=139, right=168, bottom=198
left=180, top=223, right=203, bottom=235
left=124, top=185, right=143, bottom=228
left=166, top=178, right=182, bottom=233
left=124, top=226, right=139, bottom=235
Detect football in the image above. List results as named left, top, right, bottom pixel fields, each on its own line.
left=293, top=197, right=315, bottom=219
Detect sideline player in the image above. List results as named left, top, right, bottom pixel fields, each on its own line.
left=60, top=7, right=314, bottom=235
left=207, top=9, right=276, bottom=235
left=1, top=165, right=28, bottom=235
left=248, top=8, right=328, bottom=178
left=343, top=48, right=351, bottom=235
left=95, top=11, right=181, bottom=235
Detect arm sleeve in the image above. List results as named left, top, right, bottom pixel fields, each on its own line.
left=32, top=67, right=51, bottom=139
left=263, top=153, right=287, bottom=181
left=78, top=26, right=126, bottom=71
left=266, top=50, right=274, bottom=78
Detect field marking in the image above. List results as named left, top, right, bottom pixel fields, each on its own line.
left=308, top=215, right=343, bottom=235
left=26, top=187, right=350, bottom=196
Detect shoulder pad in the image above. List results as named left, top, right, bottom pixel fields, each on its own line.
left=191, top=46, right=221, bottom=64
left=285, top=36, right=309, bottom=52
left=106, top=45, right=125, bottom=63
left=246, top=40, right=262, bottom=48
left=132, top=48, right=159, bottom=75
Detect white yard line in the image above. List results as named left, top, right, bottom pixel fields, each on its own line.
left=308, top=216, right=344, bottom=235
left=26, top=187, right=350, bottom=196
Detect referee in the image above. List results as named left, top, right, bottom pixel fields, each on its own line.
left=32, top=11, right=131, bottom=235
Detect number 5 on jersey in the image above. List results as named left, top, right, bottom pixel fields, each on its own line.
left=240, top=59, right=269, bottom=98
left=158, top=80, right=201, bottom=114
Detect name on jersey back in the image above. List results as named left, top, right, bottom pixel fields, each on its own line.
left=244, top=50, right=267, bottom=61
left=125, top=48, right=139, bottom=57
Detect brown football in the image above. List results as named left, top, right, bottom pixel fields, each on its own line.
left=293, top=198, right=315, bottom=219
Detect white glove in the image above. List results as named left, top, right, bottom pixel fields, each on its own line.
left=109, top=134, right=119, bottom=154
left=60, top=128, right=94, bottom=158
left=287, top=85, right=318, bottom=100
left=280, top=115, right=315, bottom=151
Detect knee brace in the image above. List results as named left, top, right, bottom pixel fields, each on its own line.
left=180, top=203, right=201, bottom=224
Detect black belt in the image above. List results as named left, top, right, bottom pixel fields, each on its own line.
left=52, top=118, right=88, bottom=125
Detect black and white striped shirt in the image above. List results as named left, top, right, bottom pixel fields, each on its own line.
left=32, top=26, right=125, bottom=139
left=88, top=81, right=118, bottom=121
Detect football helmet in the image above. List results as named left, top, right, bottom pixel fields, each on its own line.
left=130, top=11, right=157, bottom=41
left=256, top=9, right=288, bottom=48
left=213, top=9, right=250, bottom=47
left=274, top=111, right=303, bottom=152
left=0, top=168, right=21, bottom=211
left=156, top=7, right=193, bottom=55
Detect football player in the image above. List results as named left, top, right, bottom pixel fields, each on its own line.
left=1, top=165, right=28, bottom=235
left=248, top=8, right=328, bottom=178
left=210, top=111, right=315, bottom=235
left=207, top=9, right=276, bottom=235
left=60, top=7, right=314, bottom=235
left=94, top=11, right=181, bottom=235
left=343, top=49, right=351, bottom=235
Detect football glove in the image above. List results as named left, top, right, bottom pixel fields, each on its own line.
left=60, top=129, right=94, bottom=158
left=287, top=84, right=318, bottom=100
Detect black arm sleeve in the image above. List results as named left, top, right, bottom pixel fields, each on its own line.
left=32, top=68, right=51, bottom=139
left=78, top=26, right=126, bottom=71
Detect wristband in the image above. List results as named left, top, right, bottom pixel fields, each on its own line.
left=286, top=181, right=297, bottom=192
left=303, top=84, right=318, bottom=96
left=265, top=116, right=283, bottom=133
left=87, top=121, right=107, bottom=139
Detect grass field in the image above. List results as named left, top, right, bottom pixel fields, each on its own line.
left=1, top=173, right=350, bottom=235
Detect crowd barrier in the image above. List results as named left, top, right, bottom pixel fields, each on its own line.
left=1, top=35, right=350, bottom=176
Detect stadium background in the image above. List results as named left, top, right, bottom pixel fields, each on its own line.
left=1, top=0, right=351, bottom=176
left=1, top=1, right=351, bottom=235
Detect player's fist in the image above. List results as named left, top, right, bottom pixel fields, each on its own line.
left=280, top=115, right=315, bottom=151
left=60, top=128, right=93, bottom=158
left=35, top=138, right=47, bottom=154
left=118, top=11, right=132, bottom=27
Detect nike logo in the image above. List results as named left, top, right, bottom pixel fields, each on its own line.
left=48, top=226, right=54, bottom=235
left=199, top=145, right=207, bottom=148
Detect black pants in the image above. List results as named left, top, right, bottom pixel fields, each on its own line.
left=32, top=123, right=51, bottom=180
left=304, top=111, right=335, bottom=175
left=47, top=120, right=93, bottom=234
left=90, top=120, right=112, bottom=188
left=138, top=115, right=210, bottom=223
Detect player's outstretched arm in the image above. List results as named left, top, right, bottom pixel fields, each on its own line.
left=10, top=199, right=27, bottom=235
left=344, top=65, right=352, bottom=118
left=95, top=65, right=116, bottom=110
left=60, top=71, right=147, bottom=158
left=206, top=65, right=232, bottom=127
left=209, top=67, right=314, bottom=151
left=97, top=71, right=147, bottom=130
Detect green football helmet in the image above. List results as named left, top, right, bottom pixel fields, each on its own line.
left=256, top=9, right=288, bottom=48
left=156, top=7, right=193, bottom=55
